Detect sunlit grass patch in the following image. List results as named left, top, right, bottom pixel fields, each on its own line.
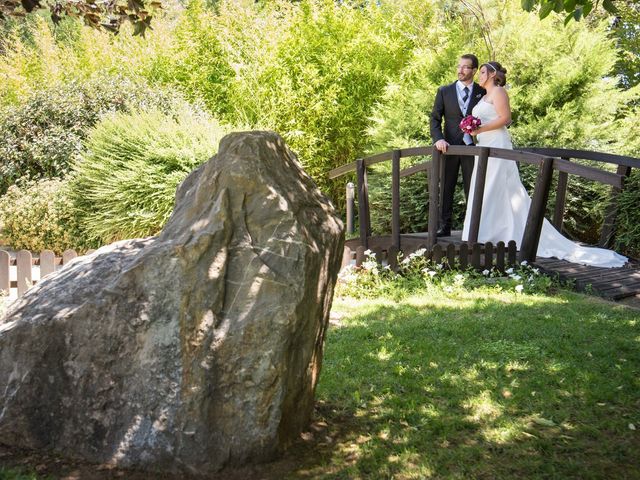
left=464, top=390, right=504, bottom=423
left=309, top=289, right=640, bottom=479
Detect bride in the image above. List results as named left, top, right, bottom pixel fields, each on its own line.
left=461, top=61, right=627, bottom=268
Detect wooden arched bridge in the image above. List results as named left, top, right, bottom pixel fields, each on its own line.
left=329, top=145, right=640, bottom=300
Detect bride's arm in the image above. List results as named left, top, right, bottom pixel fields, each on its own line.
left=473, top=88, right=512, bottom=134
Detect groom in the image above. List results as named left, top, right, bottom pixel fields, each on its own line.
left=430, top=54, right=485, bottom=237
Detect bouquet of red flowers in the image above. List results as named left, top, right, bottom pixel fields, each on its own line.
left=460, top=115, right=481, bottom=135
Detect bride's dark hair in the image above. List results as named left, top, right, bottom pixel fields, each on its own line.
left=482, top=61, right=507, bottom=86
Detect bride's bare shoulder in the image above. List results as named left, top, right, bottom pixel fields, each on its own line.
left=498, top=86, right=511, bottom=99
left=494, top=86, right=509, bottom=97
left=492, top=87, right=510, bottom=106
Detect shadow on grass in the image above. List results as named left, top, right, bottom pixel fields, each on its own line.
left=1, top=293, right=638, bottom=480
left=295, top=294, right=640, bottom=479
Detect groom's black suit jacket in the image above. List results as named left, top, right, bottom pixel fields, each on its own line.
left=429, top=80, right=485, bottom=230
left=430, top=81, right=485, bottom=145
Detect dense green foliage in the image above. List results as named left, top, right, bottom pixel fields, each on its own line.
left=0, top=0, right=638, bottom=253
left=150, top=0, right=236, bottom=117
left=368, top=166, right=430, bottom=235
left=69, top=108, right=228, bottom=244
left=0, top=15, right=173, bottom=105
left=612, top=2, right=640, bottom=88
left=0, top=76, right=190, bottom=194
left=151, top=0, right=414, bottom=202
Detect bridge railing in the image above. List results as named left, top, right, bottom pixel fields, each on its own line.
left=328, top=145, right=634, bottom=263
left=519, top=148, right=640, bottom=248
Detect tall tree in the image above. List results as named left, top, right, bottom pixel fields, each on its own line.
left=521, top=0, right=618, bottom=24
left=610, top=1, right=640, bottom=88
left=0, top=0, right=160, bottom=35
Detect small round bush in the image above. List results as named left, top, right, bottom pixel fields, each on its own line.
left=0, top=178, right=89, bottom=254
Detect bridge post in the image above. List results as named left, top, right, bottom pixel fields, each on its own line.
left=356, top=158, right=370, bottom=249
left=519, top=156, right=554, bottom=263
left=552, top=157, right=570, bottom=232
left=428, top=147, right=441, bottom=249
left=599, top=164, right=631, bottom=248
left=392, top=150, right=401, bottom=250
left=346, top=182, right=355, bottom=234
left=468, top=147, right=489, bottom=245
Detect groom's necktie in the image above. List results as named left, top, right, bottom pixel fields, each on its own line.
left=462, top=86, right=473, bottom=145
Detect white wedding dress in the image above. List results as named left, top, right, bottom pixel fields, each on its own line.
left=461, top=99, right=627, bottom=268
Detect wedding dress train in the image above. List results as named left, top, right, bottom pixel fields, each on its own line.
left=461, top=100, right=627, bottom=268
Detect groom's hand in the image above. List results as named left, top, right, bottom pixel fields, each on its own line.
left=435, top=139, right=449, bottom=153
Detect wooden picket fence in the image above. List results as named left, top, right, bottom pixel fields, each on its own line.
left=0, top=249, right=94, bottom=298
left=341, top=241, right=519, bottom=273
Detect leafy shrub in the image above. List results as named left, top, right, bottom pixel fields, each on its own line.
left=367, top=162, right=430, bottom=235
left=0, top=76, right=192, bottom=194
left=0, top=178, right=88, bottom=253
left=604, top=103, right=640, bottom=258
left=517, top=160, right=614, bottom=245
left=615, top=169, right=640, bottom=259
left=69, top=107, right=231, bottom=244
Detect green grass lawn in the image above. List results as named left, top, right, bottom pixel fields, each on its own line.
left=302, top=289, right=640, bottom=479
left=2, top=287, right=639, bottom=479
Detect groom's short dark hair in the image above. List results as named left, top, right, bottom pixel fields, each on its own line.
left=460, top=54, right=479, bottom=70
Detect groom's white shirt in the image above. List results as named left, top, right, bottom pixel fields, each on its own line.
left=456, top=80, right=474, bottom=145
left=456, top=80, right=472, bottom=114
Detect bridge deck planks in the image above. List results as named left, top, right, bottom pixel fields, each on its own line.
left=345, top=230, right=640, bottom=301
left=521, top=256, right=640, bottom=300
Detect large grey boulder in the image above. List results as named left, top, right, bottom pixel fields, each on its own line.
left=0, top=131, right=344, bottom=475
